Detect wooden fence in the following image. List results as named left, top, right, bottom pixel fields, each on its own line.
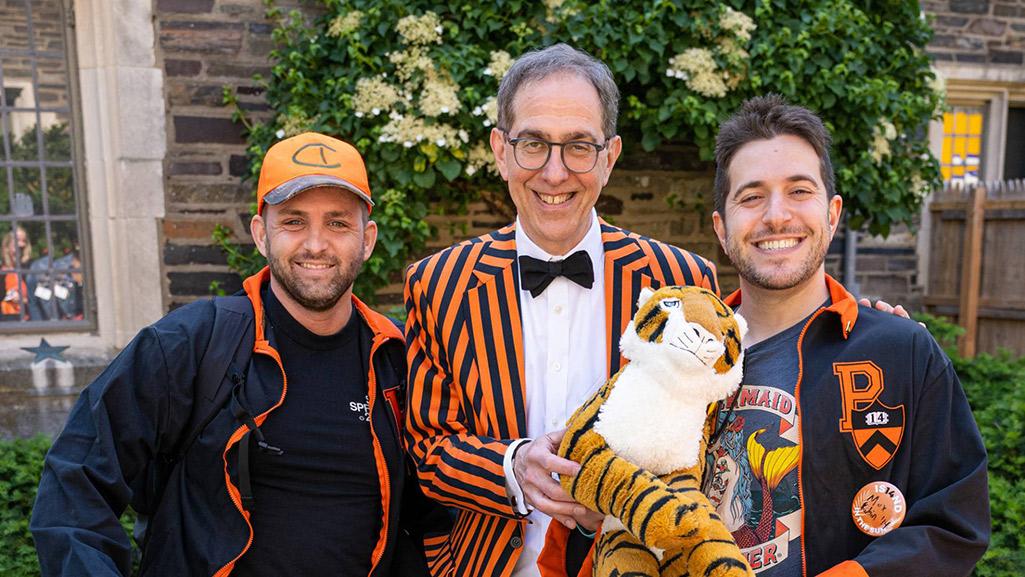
left=925, top=179, right=1025, bottom=358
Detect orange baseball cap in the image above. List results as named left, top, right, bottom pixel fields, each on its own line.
left=256, top=132, right=374, bottom=215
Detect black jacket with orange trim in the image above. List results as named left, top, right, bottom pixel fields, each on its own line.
left=539, top=275, right=989, bottom=577
left=721, top=276, right=989, bottom=577
left=31, top=268, right=445, bottom=577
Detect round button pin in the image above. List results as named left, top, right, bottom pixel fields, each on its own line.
left=851, top=481, right=906, bottom=537
left=510, top=536, right=523, bottom=548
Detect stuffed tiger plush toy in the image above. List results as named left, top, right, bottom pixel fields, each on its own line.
left=558, top=285, right=753, bottom=577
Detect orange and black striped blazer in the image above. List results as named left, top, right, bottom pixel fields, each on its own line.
left=403, top=221, right=718, bottom=577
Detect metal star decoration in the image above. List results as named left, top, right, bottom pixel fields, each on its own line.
left=22, top=338, right=70, bottom=364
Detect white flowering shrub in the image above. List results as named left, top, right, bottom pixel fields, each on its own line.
left=222, top=0, right=942, bottom=299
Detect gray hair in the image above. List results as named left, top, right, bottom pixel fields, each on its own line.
left=497, top=43, right=620, bottom=139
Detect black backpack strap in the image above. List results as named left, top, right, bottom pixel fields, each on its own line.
left=229, top=382, right=283, bottom=511
left=174, top=294, right=256, bottom=461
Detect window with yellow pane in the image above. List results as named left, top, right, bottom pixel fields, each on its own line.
left=940, top=107, right=985, bottom=185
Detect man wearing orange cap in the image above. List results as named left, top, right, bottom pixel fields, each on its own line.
left=31, top=133, right=446, bottom=577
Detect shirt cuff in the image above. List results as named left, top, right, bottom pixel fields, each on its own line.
left=504, top=438, right=533, bottom=516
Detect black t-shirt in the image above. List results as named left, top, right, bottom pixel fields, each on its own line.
left=233, top=287, right=386, bottom=576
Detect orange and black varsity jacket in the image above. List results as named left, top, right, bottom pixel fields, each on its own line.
left=720, top=276, right=989, bottom=577
left=403, top=221, right=718, bottom=577
left=31, top=268, right=444, bottom=576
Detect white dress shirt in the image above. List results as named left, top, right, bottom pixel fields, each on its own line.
left=506, top=210, right=608, bottom=576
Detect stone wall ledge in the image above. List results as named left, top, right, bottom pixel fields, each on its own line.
left=0, top=348, right=112, bottom=439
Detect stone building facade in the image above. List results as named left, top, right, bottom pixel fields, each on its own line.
left=926, top=0, right=1025, bottom=65
left=0, top=0, right=1022, bottom=437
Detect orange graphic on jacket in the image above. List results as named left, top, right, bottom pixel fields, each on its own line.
left=835, top=361, right=906, bottom=470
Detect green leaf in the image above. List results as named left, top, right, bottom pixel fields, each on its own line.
left=436, top=158, right=462, bottom=182
left=412, top=168, right=437, bottom=188
left=641, top=130, right=661, bottom=152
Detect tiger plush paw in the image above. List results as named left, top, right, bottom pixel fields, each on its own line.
left=558, top=286, right=753, bottom=577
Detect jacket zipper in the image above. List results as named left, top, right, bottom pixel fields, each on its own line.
left=366, top=334, right=392, bottom=577
left=794, top=308, right=825, bottom=577
left=213, top=341, right=288, bottom=577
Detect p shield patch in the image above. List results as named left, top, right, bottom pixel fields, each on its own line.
left=834, top=361, right=905, bottom=470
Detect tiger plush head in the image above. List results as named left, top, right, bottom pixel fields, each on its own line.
left=620, top=285, right=747, bottom=401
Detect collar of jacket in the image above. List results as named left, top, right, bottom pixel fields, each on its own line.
left=466, top=217, right=662, bottom=367
left=467, top=217, right=643, bottom=282
left=723, top=273, right=859, bottom=339
left=242, top=266, right=403, bottom=343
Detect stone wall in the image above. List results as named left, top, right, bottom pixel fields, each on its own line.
left=925, top=0, right=1025, bottom=65
left=0, top=0, right=71, bottom=110
left=156, top=0, right=306, bottom=309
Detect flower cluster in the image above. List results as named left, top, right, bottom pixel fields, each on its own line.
left=379, top=114, right=463, bottom=149
left=666, top=48, right=727, bottom=98
left=542, top=0, right=579, bottom=23
left=717, top=36, right=749, bottom=65
left=466, top=142, right=498, bottom=176
left=327, top=10, right=362, bottom=38
left=353, top=76, right=402, bottom=117
left=910, top=172, right=928, bottom=199
left=419, top=74, right=461, bottom=116
left=484, top=50, right=515, bottom=79
left=719, top=7, right=756, bottom=42
left=472, top=96, right=499, bottom=127
left=277, top=109, right=312, bottom=138
left=345, top=12, right=477, bottom=155
left=389, top=47, right=433, bottom=82
left=666, top=6, right=755, bottom=98
left=396, top=12, right=443, bottom=45
left=870, top=120, right=898, bottom=164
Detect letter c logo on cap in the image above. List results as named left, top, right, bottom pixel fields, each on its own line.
left=292, top=142, right=341, bottom=168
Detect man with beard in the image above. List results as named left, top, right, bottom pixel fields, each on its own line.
left=702, top=95, right=989, bottom=577
left=31, top=133, right=444, bottom=577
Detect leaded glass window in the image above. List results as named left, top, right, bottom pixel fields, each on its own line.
left=1, top=0, right=89, bottom=329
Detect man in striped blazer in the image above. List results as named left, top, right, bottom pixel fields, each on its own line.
left=403, top=44, right=719, bottom=577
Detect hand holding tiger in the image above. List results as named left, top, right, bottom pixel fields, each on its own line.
left=513, top=429, right=597, bottom=530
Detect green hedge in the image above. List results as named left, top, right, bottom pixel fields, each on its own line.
left=949, top=347, right=1025, bottom=573
left=913, top=312, right=1025, bottom=576
left=4, top=317, right=1022, bottom=575
left=0, top=436, right=49, bottom=576
left=1, top=436, right=137, bottom=576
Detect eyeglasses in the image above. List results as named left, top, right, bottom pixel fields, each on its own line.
left=502, top=130, right=611, bottom=174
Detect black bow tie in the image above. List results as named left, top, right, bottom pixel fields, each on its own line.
left=518, top=251, right=594, bottom=298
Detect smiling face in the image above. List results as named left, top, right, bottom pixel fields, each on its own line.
left=2, top=227, right=29, bottom=267
left=713, top=134, right=842, bottom=293
left=250, top=186, right=376, bottom=315
left=490, top=72, right=621, bottom=255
